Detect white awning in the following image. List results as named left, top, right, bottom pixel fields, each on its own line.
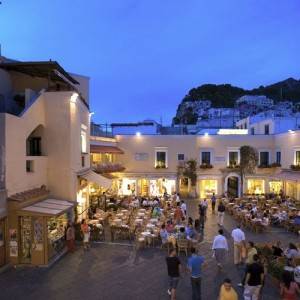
left=269, top=171, right=300, bottom=182
left=80, top=170, right=112, bottom=189
left=20, top=199, right=74, bottom=216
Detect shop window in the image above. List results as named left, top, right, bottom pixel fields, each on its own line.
left=295, top=151, right=300, bottom=166
left=178, top=154, right=185, bottom=161
left=201, top=152, right=211, bottom=165
left=264, top=124, right=270, bottom=135
left=26, top=160, right=34, bottom=172
left=228, top=151, right=239, bottom=167
left=200, top=180, right=217, bottom=199
left=259, top=152, right=269, bottom=167
left=155, top=150, right=167, bottom=168
left=269, top=181, right=282, bottom=194
left=247, top=179, right=265, bottom=194
left=276, top=151, right=281, bottom=164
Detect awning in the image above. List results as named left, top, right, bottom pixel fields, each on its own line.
left=269, top=171, right=300, bottom=182
left=20, top=199, right=74, bottom=216
left=90, top=145, right=124, bottom=154
left=80, top=170, right=112, bottom=189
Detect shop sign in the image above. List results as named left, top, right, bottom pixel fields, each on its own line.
left=214, top=156, right=226, bottom=163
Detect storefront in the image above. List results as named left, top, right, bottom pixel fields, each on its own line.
left=8, top=193, right=74, bottom=266
left=286, top=181, right=297, bottom=199
left=77, top=169, right=112, bottom=219
left=199, top=179, right=218, bottom=199
left=269, top=180, right=283, bottom=194
left=149, top=178, right=176, bottom=196
left=118, top=178, right=137, bottom=196
left=247, top=179, right=265, bottom=194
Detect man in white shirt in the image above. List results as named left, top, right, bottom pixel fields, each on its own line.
left=181, top=200, right=187, bottom=217
left=231, top=225, right=246, bottom=265
left=212, top=229, right=228, bottom=269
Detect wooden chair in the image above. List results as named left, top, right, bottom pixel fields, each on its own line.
left=177, top=239, right=189, bottom=256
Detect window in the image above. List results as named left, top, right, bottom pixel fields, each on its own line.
left=201, top=152, right=211, bottom=165
left=81, top=124, right=87, bottom=153
left=228, top=151, right=239, bottom=166
left=295, top=151, right=300, bottom=165
left=26, top=160, right=34, bottom=172
left=251, top=128, right=255, bottom=135
left=27, top=137, right=41, bottom=156
left=81, top=156, right=85, bottom=168
left=81, top=130, right=87, bottom=153
left=276, top=151, right=281, bottom=164
left=177, top=154, right=185, bottom=161
left=259, top=152, right=269, bottom=167
left=155, top=149, right=167, bottom=168
left=264, top=124, right=269, bottom=135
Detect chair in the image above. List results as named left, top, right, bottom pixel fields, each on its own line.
left=177, top=239, right=189, bottom=256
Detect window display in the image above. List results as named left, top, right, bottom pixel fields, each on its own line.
left=247, top=179, right=265, bottom=194
left=47, top=214, right=67, bottom=259
left=200, top=180, right=217, bottom=199
left=20, top=216, right=32, bottom=263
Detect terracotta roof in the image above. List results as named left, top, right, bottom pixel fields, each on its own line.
left=9, top=187, right=49, bottom=202
left=90, top=145, right=124, bottom=154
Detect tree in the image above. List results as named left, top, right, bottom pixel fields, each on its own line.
left=240, top=145, right=258, bottom=195
left=177, top=159, right=197, bottom=197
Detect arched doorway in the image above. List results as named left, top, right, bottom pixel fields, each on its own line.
left=224, top=173, right=241, bottom=198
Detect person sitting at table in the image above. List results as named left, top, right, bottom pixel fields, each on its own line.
left=185, top=223, right=196, bottom=240
left=153, top=197, right=159, bottom=207
left=188, top=217, right=193, bottom=226
left=166, top=220, right=175, bottom=233
left=160, top=224, right=176, bottom=248
left=176, top=226, right=187, bottom=240
left=293, top=212, right=300, bottom=225
left=142, top=198, right=149, bottom=207
left=285, top=243, right=300, bottom=260
left=272, top=241, right=283, bottom=257
left=261, top=213, right=270, bottom=227
left=152, top=206, right=161, bottom=218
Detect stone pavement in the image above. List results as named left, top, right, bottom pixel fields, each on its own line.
left=0, top=199, right=298, bottom=300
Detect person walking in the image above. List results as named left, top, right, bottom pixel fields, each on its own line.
left=66, top=221, right=75, bottom=252
left=243, top=254, right=264, bottom=300
left=211, top=193, right=217, bottom=214
left=217, top=201, right=226, bottom=226
left=212, top=229, right=229, bottom=269
left=231, top=225, right=246, bottom=265
left=187, top=247, right=206, bottom=300
left=81, top=219, right=90, bottom=250
left=181, top=200, right=187, bottom=217
left=166, top=248, right=181, bottom=300
left=198, top=203, right=206, bottom=229
left=219, top=278, right=238, bottom=300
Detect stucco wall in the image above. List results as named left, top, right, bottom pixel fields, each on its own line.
left=116, top=134, right=275, bottom=174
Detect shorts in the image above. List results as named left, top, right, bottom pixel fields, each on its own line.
left=169, top=276, right=179, bottom=289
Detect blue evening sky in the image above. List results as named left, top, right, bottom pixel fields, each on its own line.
left=0, top=0, right=300, bottom=124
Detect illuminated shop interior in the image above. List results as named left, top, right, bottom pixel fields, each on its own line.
left=199, top=179, right=217, bottom=199
left=247, top=179, right=265, bottom=194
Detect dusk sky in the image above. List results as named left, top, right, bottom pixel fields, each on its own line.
left=0, top=0, right=300, bottom=124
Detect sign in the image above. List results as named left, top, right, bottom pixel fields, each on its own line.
left=214, top=156, right=226, bottom=162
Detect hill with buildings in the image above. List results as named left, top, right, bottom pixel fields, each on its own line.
left=173, top=78, right=300, bottom=124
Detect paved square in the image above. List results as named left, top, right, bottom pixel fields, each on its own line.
left=0, top=200, right=298, bottom=300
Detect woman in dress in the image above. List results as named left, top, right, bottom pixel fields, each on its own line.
left=280, top=271, right=300, bottom=300
left=81, top=219, right=90, bottom=250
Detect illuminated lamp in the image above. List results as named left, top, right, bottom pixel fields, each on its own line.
left=70, top=93, right=78, bottom=103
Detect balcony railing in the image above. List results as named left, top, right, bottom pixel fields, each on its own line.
left=93, top=162, right=125, bottom=173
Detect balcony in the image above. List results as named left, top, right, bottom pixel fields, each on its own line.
left=93, top=162, right=125, bottom=173
left=199, top=163, right=213, bottom=169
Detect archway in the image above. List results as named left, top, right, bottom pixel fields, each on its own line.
left=224, top=173, right=241, bottom=198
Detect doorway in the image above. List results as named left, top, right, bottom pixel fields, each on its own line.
left=227, top=176, right=239, bottom=198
